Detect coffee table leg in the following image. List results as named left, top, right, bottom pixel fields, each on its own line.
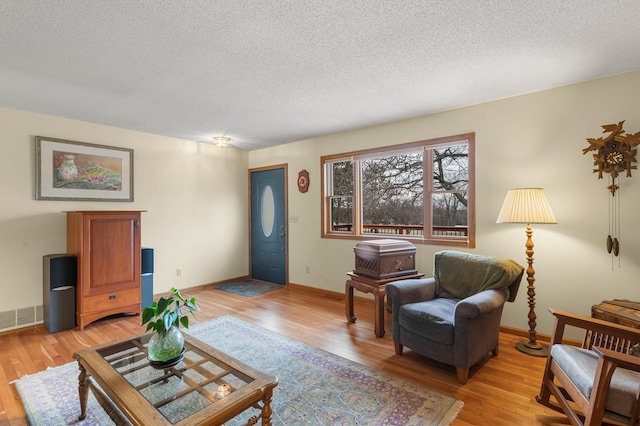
left=261, top=387, right=274, bottom=426
left=77, top=362, right=89, bottom=420
left=345, top=280, right=356, bottom=323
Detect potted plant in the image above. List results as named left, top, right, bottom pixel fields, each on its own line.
left=142, top=287, right=198, bottom=365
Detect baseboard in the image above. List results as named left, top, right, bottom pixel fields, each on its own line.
left=287, top=282, right=342, bottom=298
left=502, top=324, right=587, bottom=346
left=499, top=325, right=551, bottom=343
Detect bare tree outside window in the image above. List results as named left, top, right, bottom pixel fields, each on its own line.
left=431, top=144, right=469, bottom=235
left=362, top=152, right=423, bottom=235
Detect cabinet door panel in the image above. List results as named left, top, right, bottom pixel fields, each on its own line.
left=88, top=217, right=138, bottom=291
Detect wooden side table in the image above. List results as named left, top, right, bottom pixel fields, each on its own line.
left=345, top=271, right=424, bottom=337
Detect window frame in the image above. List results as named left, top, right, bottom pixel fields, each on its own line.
left=321, top=133, right=475, bottom=247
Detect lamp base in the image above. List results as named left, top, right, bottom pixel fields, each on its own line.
left=515, top=340, right=549, bottom=357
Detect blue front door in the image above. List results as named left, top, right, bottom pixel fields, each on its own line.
left=250, top=167, right=286, bottom=284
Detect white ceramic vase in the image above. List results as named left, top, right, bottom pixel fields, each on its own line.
left=58, top=154, right=78, bottom=181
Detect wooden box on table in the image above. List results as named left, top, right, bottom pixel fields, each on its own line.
left=591, top=299, right=640, bottom=329
left=353, top=239, right=417, bottom=280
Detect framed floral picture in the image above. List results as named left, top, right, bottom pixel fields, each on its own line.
left=35, top=136, right=134, bottom=201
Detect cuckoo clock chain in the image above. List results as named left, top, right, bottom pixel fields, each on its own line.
left=606, top=177, right=620, bottom=264
left=583, top=120, right=639, bottom=259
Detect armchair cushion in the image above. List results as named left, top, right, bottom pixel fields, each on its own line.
left=551, top=344, right=640, bottom=419
left=434, top=250, right=524, bottom=301
left=400, top=298, right=456, bottom=344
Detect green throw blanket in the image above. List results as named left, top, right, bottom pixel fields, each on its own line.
left=434, top=250, right=524, bottom=301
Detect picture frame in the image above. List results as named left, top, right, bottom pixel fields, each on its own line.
left=35, top=136, right=134, bottom=201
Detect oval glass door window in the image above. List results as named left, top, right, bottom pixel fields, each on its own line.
left=261, top=185, right=275, bottom=237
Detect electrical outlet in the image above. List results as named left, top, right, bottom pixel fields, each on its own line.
left=176, top=269, right=182, bottom=277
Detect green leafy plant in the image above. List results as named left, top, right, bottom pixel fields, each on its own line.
left=142, top=287, right=198, bottom=334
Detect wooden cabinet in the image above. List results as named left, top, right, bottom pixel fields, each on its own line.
left=67, top=211, right=143, bottom=329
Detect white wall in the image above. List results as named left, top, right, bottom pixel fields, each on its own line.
left=2, top=70, right=639, bottom=336
left=249, top=70, right=640, bottom=335
left=0, top=107, right=249, bottom=315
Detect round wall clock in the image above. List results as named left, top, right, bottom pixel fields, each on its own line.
left=297, top=170, right=309, bottom=193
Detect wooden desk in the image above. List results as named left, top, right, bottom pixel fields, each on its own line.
left=345, top=272, right=424, bottom=338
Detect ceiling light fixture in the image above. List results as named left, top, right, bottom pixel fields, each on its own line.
left=213, top=136, right=231, bottom=147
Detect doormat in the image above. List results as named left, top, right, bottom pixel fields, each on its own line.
left=213, top=280, right=283, bottom=297
left=14, top=316, right=462, bottom=425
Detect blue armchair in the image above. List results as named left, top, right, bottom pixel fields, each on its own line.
left=386, top=250, right=524, bottom=384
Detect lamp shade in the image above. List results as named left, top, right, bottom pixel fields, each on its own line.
left=496, top=188, right=557, bottom=224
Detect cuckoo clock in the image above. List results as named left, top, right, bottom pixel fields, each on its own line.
left=583, top=121, right=640, bottom=256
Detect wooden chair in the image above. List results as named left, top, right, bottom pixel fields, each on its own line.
left=536, top=308, right=640, bottom=426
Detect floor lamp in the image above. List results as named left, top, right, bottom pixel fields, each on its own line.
left=497, top=188, right=557, bottom=357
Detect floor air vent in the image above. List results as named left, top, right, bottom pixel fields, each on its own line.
left=0, top=310, right=14, bottom=330
left=17, top=307, right=36, bottom=326
left=0, top=305, right=44, bottom=331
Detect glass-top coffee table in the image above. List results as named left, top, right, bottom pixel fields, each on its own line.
left=73, top=332, right=278, bottom=425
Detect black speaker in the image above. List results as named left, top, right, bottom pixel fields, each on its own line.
left=141, top=247, right=154, bottom=310
left=46, top=254, right=77, bottom=290
left=142, top=247, right=154, bottom=274
left=43, top=254, right=77, bottom=333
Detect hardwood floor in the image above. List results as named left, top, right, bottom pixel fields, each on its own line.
left=0, top=284, right=571, bottom=425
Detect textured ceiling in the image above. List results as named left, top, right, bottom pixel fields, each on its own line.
left=1, top=1, right=640, bottom=150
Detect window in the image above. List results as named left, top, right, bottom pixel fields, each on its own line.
left=321, top=133, right=475, bottom=247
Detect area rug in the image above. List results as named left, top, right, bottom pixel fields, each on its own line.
left=213, top=279, right=283, bottom=296
left=14, top=316, right=462, bottom=425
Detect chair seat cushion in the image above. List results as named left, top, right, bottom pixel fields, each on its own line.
left=551, top=344, right=640, bottom=419
left=399, top=298, right=456, bottom=345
